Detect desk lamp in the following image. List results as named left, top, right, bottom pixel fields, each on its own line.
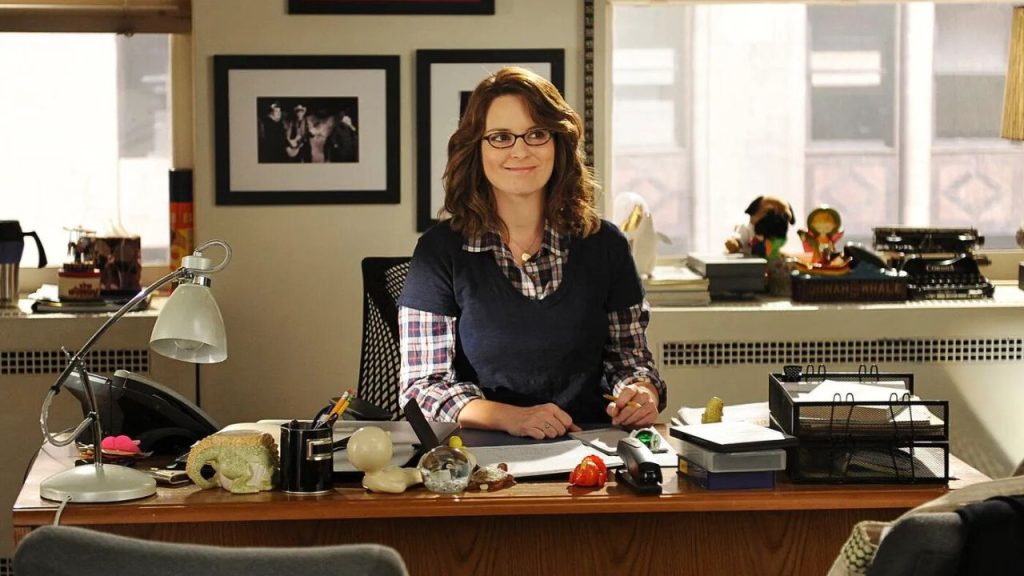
left=38, top=240, right=232, bottom=503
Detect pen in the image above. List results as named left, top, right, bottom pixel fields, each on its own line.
left=603, top=393, right=642, bottom=409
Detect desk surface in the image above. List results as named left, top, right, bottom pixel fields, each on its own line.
left=13, top=444, right=988, bottom=576
left=14, top=447, right=986, bottom=527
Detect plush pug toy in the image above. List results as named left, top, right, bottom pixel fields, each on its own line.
left=725, top=196, right=795, bottom=259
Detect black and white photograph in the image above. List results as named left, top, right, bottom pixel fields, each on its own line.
left=415, top=49, right=565, bottom=231
left=256, top=97, right=359, bottom=164
left=215, top=55, right=398, bottom=205
left=288, top=0, right=494, bottom=15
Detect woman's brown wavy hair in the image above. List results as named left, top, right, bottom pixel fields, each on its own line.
left=441, top=66, right=600, bottom=239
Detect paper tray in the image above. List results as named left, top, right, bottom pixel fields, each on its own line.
left=786, top=441, right=949, bottom=484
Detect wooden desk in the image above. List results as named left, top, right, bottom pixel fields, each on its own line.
left=13, top=447, right=987, bottom=576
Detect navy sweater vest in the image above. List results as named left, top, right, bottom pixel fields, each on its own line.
left=399, top=220, right=643, bottom=424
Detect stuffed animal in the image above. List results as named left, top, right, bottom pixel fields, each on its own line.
left=725, top=196, right=795, bottom=259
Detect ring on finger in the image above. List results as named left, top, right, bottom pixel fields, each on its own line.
left=543, top=422, right=552, bottom=430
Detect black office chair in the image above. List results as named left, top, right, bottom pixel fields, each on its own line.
left=357, top=257, right=412, bottom=421
left=15, top=525, right=410, bottom=576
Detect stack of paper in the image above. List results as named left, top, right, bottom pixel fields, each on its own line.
left=670, top=422, right=793, bottom=489
left=644, top=264, right=711, bottom=307
left=670, top=421, right=796, bottom=453
left=794, top=380, right=945, bottom=436
left=472, top=440, right=625, bottom=478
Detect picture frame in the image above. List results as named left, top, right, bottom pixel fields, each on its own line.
left=214, top=55, right=399, bottom=205
left=415, top=49, right=565, bottom=231
left=288, top=0, right=494, bottom=15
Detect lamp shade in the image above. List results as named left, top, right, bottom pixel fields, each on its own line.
left=1002, top=6, right=1024, bottom=140
left=150, top=282, right=227, bottom=363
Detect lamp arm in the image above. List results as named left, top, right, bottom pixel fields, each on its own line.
left=39, top=267, right=188, bottom=450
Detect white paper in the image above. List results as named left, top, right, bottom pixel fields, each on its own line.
left=799, top=380, right=912, bottom=403
left=472, top=440, right=624, bottom=478
left=674, top=401, right=770, bottom=427
left=570, top=428, right=672, bottom=455
left=674, top=421, right=785, bottom=447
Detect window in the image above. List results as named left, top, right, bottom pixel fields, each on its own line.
left=610, top=2, right=1024, bottom=256
left=0, top=33, right=171, bottom=266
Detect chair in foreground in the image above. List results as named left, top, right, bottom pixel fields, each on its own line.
left=14, top=525, right=409, bottom=576
left=357, top=257, right=411, bottom=420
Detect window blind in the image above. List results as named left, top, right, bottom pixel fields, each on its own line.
left=611, top=0, right=1018, bottom=5
left=0, top=0, right=190, bottom=34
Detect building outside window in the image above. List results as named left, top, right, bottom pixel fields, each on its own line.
left=610, top=2, right=1024, bottom=257
left=0, top=33, right=171, bottom=267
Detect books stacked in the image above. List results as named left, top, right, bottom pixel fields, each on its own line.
left=685, top=253, right=766, bottom=299
left=643, top=265, right=710, bottom=307
left=669, top=421, right=794, bottom=490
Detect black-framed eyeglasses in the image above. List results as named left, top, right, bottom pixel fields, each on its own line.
left=482, top=128, right=553, bottom=149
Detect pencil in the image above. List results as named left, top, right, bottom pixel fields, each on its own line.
left=603, top=393, right=642, bottom=409
left=314, top=390, right=353, bottom=428
left=328, top=389, right=354, bottom=419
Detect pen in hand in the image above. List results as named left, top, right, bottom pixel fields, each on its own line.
left=603, top=393, right=642, bottom=409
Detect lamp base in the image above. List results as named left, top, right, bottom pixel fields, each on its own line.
left=40, top=463, right=157, bottom=503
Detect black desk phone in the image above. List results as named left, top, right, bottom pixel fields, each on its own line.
left=64, top=369, right=219, bottom=456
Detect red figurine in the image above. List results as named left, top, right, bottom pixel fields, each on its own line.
left=568, top=455, right=608, bottom=488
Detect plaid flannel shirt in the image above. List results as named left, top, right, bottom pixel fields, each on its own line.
left=399, top=225, right=665, bottom=421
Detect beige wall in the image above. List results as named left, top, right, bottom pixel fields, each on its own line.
left=190, top=0, right=583, bottom=425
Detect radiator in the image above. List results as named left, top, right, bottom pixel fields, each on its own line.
left=649, top=287, right=1024, bottom=478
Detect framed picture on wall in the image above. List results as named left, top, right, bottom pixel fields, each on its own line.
left=213, top=55, right=400, bottom=205
left=288, top=0, right=494, bottom=14
left=415, top=49, right=565, bottom=231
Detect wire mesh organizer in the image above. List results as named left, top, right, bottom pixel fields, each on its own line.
left=768, top=365, right=949, bottom=484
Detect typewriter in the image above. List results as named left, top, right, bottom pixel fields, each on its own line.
left=872, top=227, right=994, bottom=300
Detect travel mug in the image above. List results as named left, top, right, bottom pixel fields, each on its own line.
left=0, top=220, right=48, bottom=308
left=279, top=421, right=334, bottom=495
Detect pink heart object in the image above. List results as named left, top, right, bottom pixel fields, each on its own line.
left=100, top=435, right=141, bottom=454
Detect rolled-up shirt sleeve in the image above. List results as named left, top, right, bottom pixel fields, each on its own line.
left=399, top=305, right=484, bottom=422
left=604, top=300, right=667, bottom=412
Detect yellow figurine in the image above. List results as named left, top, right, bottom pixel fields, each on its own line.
left=448, top=435, right=477, bottom=469
left=702, top=397, right=724, bottom=424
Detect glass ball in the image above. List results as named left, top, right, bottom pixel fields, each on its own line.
left=418, top=446, right=472, bottom=494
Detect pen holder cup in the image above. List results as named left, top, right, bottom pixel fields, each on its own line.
left=279, top=421, right=334, bottom=495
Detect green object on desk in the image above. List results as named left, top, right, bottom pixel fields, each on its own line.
left=634, top=429, right=655, bottom=449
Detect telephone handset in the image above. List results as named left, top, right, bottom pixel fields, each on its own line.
left=843, top=242, right=889, bottom=271
left=64, top=369, right=219, bottom=455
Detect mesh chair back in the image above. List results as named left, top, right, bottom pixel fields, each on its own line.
left=358, top=257, right=412, bottom=420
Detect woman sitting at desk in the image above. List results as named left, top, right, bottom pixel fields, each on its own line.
left=398, top=67, right=665, bottom=440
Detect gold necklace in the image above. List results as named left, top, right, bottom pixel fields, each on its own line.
left=507, top=232, right=542, bottom=263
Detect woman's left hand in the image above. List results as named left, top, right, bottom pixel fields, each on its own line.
left=606, top=382, right=659, bottom=428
